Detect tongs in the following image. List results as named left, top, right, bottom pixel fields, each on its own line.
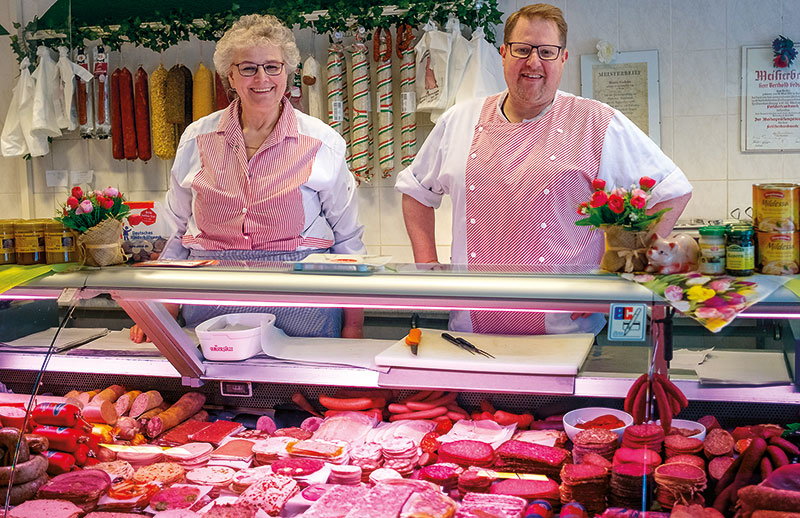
left=441, top=332, right=495, bottom=358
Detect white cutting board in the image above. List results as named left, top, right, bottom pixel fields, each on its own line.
left=374, top=328, right=594, bottom=375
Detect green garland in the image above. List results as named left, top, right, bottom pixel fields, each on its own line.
left=11, top=0, right=501, bottom=66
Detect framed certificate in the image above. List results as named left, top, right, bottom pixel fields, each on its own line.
left=741, top=45, right=800, bottom=151
left=581, top=50, right=661, bottom=146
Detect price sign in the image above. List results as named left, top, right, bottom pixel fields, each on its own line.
left=220, top=381, right=252, bottom=397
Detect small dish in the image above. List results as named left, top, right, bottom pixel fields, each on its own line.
left=563, top=407, right=634, bottom=443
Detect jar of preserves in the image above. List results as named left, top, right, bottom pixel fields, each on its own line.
left=0, top=220, right=15, bottom=265
left=13, top=220, right=46, bottom=265
left=698, top=225, right=726, bottom=275
left=45, top=221, right=78, bottom=264
left=726, top=225, right=755, bottom=276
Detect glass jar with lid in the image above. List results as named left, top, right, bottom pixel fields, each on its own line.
left=0, top=220, right=16, bottom=265
left=45, top=221, right=79, bottom=264
left=13, top=220, right=47, bottom=265
left=698, top=225, right=726, bottom=275
left=726, top=225, right=755, bottom=276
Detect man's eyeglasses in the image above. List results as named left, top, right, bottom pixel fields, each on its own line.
left=506, top=42, right=563, bottom=61
left=234, top=62, right=285, bottom=77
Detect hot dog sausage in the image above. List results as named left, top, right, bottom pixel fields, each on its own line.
left=118, top=68, right=138, bottom=160
left=134, top=67, right=151, bottom=161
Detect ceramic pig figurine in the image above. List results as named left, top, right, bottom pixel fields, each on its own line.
left=646, top=233, right=699, bottom=274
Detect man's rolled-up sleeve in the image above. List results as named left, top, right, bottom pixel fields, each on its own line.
left=395, top=116, right=452, bottom=209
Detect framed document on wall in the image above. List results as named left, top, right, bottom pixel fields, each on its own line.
left=741, top=45, right=800, bottom=152
left=581, top=50, right=661, bottom=146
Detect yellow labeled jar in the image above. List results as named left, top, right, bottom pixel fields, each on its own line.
left=45, top=221, right=78, bottom=264
left=0, top=220, right=15, bottom=264
left=14, top=220, right=46, bottom=265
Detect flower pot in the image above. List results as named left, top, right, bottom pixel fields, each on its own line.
left=601, top=225, right=655, bottom=273
left=78, top=218, right=126, bottom=267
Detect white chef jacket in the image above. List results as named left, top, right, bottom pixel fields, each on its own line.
left=161, top=97, right=365, bottom=260
left=396, top=90, right=693, bottom=334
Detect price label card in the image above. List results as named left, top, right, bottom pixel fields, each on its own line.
left=608, top=303, right=647, bottom=341
left=220, top=381, right=252, bottom=397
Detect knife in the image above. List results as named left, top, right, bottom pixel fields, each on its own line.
left=405, top=313, right=421, bottom=355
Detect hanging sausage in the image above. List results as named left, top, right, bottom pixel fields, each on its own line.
left=349, top=32, right=372, bottom=182
left=373, top=27, right=394, bottom=178
left=397, top=23, right=417, bottom=166
left=326, top=41, right=350, bottom=161
left=74, top=47, right=94, bottom=138
left=109, top=68, right=123, bottom=160
left=134, top=67, right=151, bottom=161
left=150, top=64, right=177, bottom=160
left=193, top=63, right=214, bottom=121
left=93, top=46, right=111, bottom=138
left=118, top=67, right=138, bottom=160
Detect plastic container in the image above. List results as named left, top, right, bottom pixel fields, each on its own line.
left=45, top=221, right=78, bottom=264
left=698, top=225, right=726, bottom=275
left=726, top=225, right=755, bottom=276
left=0, top=220, right=16, bottom=265
left=195, top=313, right=275, bottom=361
left=13, top=220, right=46, bottom=265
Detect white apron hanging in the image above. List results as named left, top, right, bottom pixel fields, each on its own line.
left=1, top=58, right=32, bottom=157
left=430, top=16, right=472, bottom=122
left=415, top=20, right=451, bottom=113
left=19, top=58, right=50, bottom=157
left=454, top=27, right=505, bottom=106
left=31, top=46, right=62, bottom=140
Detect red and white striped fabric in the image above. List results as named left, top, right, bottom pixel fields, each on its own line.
left=464, top=93, right=613, bottom=334
left=160, top=97, right=365, bottom=260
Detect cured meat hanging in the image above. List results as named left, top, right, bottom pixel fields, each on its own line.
left=134, top=67, right=151, bottom=161
left=75, top=47, right=94, bottom=138
left=118, top=67, right=138, bottom=160
left=397, top=23, right=417, bottom=166
left=349, top=35, right=373, bottom=181
left=374, top=27, right=394, bottom=178
left=150, top=64, right=177, bottom=160
left=93, top=46, right=111, bottom=138
left=327, top=42, right=350, bottom=166
left=302, top=56, right=324, bottom=121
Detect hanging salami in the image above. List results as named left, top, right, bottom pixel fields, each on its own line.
left=93, top=46, right=111, bottom=138
left=74, top=47, right=93, bottom=138
left=326, top=42, right=351, bottom=162
left=397, top=23, right=417, bottom=166
left=373, top=27, right=394, bottom=177
left=134, top=67, right=151, bottom=161
left=118, top=67, right=138, bottom=160
left=109, top=68, right=123, bottom=160
left=349, top=34, right=372, bottom=181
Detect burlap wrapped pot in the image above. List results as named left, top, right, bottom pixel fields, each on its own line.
left=600, top=225, right=656, bottom=273
left=78, top=217, right=126, bottom=266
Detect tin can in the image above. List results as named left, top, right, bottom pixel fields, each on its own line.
left=756, top=230, right=799, bottom=275
left=45, top=221, right=78, bottom=264
left=753, top=183, right=799, bottom=232
left=13, top=220, right=47, bottom=265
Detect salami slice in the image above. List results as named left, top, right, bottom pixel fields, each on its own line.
left=270, top=458, right=324, bottom=477
left=439, top=440, right=494, bottom=467
left=150, top=485, right=203, bottom=511
left=704, top=428, right=735, bottom=458
left=490, top=478, right=559, bottom=502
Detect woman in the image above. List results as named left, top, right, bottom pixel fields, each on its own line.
left=131, top=14, right=365, bottom=342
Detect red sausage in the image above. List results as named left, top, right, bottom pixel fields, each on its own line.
left=624, top=373, right=648, bottom=414
left=291, top=393, right=322, bottom=417
left=760, top=455, right=774, bottom=479
left=388, top=403, right=410, bottom=414
left=76, top=80, right=88, bottom=125
left=318, top=395, right=384, bottom=411
left=766, top=444, right=790, bottom=467
left=215, top=72, right=230, bottom=110
left=110, top=68, right=123, bottom=159
left=388, top=406, right=448, bottom=421
left=134, top=67, right=151, bottom=161
left=118, top=67, right=138, bottom=160
left=768, top=435, right=800, bottom=457
left=32, top=403, right=81, bottom=427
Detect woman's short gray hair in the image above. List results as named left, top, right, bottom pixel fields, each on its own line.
left=213, top=14, right=300, bottom=92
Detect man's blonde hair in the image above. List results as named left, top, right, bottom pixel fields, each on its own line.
left=504, top=3, right=567, bottom=47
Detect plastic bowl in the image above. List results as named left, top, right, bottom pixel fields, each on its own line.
left=658, top=418, right=706, bottom=441
left=563, top=407, right=634, bottom=443
left=196, top=313, right=275, bottom=361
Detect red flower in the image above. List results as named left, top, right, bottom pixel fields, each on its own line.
left=128, top=214, right=142, bottom=226
left=103, top=199, right=114, bottom=210
left=631, top=194, right=646, bottom=209
left=639, top=176, right=656, bottom=190
left=591, top=179, right=606, bottom=191
left=66, top=196, right=79, bottom=209
left=774, top=54, right=789, bottom=68
left=71, top=186, right=83, bottom=199
left=608, top=193, right=625, bottom=213
left=96, top=195, right=106, bottom=206
left=589, top=191, right=608, bottom=208
left=577, top=201, right=589, bottom=215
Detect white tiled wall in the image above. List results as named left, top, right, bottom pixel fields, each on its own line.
left=2, top=0, right=799, bottom=260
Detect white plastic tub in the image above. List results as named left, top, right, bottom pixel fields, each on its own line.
left=195, top=313, right=275, bottom=361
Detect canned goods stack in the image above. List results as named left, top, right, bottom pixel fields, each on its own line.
left=752, top=183, right=799, bottom=275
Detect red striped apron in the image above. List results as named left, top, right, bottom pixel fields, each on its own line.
left=465, top=93, right=614, bottom=334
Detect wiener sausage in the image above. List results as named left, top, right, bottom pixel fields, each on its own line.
left=110, top=69, right=123, bottom=159
left=406, top=392, right=458, bottom=410
left=118, top=68, right=138, bottom=160
left=652, top=378, right=672, bottom=433
left=318, top=395, right=384, bottom=411
left=134, top=67, right=151, bottom=161
left=632, top=377, right=650, bottom=424
left=654, top=373, right=689, bottom=410
left=624, top=373, right=649, bottom=414
left=388, top=406, right=448, bottom=421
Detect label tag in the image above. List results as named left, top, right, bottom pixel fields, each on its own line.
left=331, top=101, right=344, bottom=122
left=220, top=381, right=253, bottom=397
left=608, top=303, right=647, bottom=341
left=57, top=288, right=80, bottom=305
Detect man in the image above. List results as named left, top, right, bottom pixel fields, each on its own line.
left=395, top=3, right=692, bottom=336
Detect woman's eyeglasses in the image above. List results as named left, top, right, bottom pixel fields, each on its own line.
left=234, top=62, right=285, bottom=77
left=506, top=42, right=562, bottom=61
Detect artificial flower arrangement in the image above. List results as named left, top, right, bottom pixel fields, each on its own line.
left=55, top=186, right=130, bottom=266
left=575, top=176, right=671, bottom=273
left=772, top=35, right=797, bottom=68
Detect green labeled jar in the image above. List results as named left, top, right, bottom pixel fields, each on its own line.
left=726, top=225, right=755, bottom=276
left=45, top=221, right=78, bottom=264
left=0, top=220, right=15, bottom=264
left=14, top=220, right=47, bottom=265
